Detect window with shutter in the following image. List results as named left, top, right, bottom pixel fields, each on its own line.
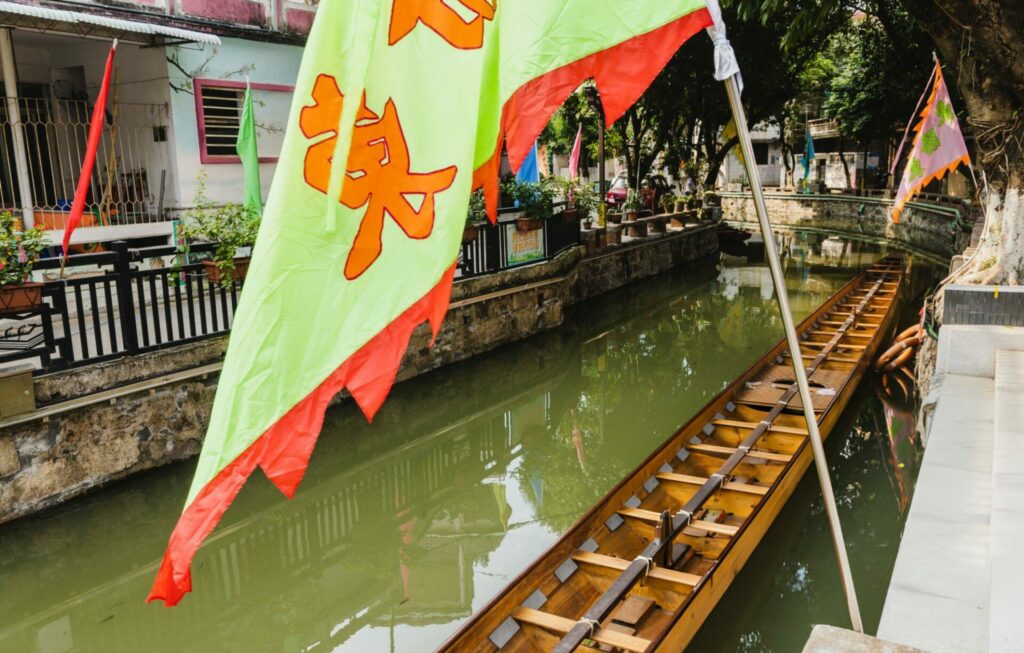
left=193, top=78, right=295, bottom=164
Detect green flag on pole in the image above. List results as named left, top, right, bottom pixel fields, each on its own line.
left=236, top=81, right=262, bottom=216
left=148, top=0, right=713, bottom=607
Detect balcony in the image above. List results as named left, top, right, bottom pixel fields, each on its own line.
left=807, top=118, right=840, bottom=139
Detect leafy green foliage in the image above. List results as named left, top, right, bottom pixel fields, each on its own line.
left=502, top=177, right=557, bottom=220
left=466, top=188, right=487, bottom=226
left=624, top=188, right=643, bottom=212
left=542, top=2, right=842, bottom=191
left=658, top=192, right=679, bottom=213
left=820, top=5, right=933, bottom=145
left=553, top=176, right=599, bottom=220
left=178, top=170, right=261, bottom=288
left=0, top=212, right=46, bottom=286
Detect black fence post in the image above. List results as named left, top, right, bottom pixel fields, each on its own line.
left=111, top=240, right=139, bottom=354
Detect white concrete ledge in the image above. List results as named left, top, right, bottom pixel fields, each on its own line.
left=935, top=324, right=1024, bottom=378
left=878, top=373, right=993, bottom=653
left=803, top=625, right=926, bottom=652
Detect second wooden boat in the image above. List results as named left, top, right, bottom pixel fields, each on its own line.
left=441, top=255, right=904, bottom=652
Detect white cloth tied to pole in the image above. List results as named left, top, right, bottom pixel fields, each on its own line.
left=704, top=0, right=743, bottom=93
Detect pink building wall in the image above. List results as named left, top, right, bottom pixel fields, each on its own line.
left=66, top=0, right=316, bottom=36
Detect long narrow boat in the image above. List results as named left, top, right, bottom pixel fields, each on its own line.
left=441, top=255, right=904, bottom=652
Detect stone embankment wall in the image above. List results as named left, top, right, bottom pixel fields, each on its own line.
left=721, top=192, right=970, bottom=260
left=0, top=226, right=717, bottom=523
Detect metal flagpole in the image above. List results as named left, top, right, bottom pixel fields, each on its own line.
left=702, top=0, right=863, bottom=632
left=722, top=72, right=865, bottom=633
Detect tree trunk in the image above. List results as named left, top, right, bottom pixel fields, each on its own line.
left=901, top=0, right=1024, bottom=283
left=838, top=136, right=853, bottom=189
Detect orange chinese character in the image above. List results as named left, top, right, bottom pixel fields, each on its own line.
left=300, top=75, right=457, bottom=280
left=389, top=0, right=496, bottom=49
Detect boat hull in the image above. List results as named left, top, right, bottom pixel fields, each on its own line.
left=441, top=256, right=905, bottom=653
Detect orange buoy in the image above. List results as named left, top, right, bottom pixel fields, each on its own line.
left=874, top=333, right=923, bottom=371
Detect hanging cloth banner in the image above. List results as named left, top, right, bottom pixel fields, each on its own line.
left=236, top=80, right=263, bottom=216
left=62, top=40, right=116, bottom=257
left=517, top=141, right=541, bottom=183
left=568, top=124, right=583, bottom=179
left=891, top=61, right=971, bottom=222
left=147, top=0, right=713, bottom=607
left=803, top=125, right=815, bottom=182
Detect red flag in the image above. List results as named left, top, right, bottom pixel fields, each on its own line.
left=568, top=124, right=582, bottom=179
left=62, top=40, right=117, bottom=257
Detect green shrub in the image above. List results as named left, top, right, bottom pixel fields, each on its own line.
left=177, top=170, right=260, bottom=288
left=0, top=211, right=46, bottom=287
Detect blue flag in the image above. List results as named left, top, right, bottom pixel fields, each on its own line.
left=517, top=141, right=540, bottom=183
left=802, top=127, right=815, bottom=182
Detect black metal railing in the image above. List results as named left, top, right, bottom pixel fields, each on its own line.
left=458, top=209, right=580, bottom=279
left=0, top=241, right=242, bottom=373
left=1, top=211, right=581, bottom=373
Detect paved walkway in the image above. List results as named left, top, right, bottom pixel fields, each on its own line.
left=877, top=325, right=1024, bottom=652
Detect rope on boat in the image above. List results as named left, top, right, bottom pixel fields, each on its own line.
left=576, top=617, right=600, bottom=640
left=635, top=555, right=655, bottom=578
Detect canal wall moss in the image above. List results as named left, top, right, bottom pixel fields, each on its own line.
left=0, top=225, right=718, bottom=524
left=721, top=192, right=969, bottom=260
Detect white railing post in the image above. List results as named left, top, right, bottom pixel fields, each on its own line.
left=0, top=29, right=35, bottom=229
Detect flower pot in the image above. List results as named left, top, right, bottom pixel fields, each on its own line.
left=606, top=225, right=623, bottom=245
left=515, top=217, right=544, bottom=232
left=607, top=212, right=622, bottom=225
left=560, top=208, right=578, bottom=224
left=462, top=224, right=480, bottom=243
left=582, top=219, right=593, bottom=230
left=674, top=201, right=686, bottom=213
left=0, top=282, right=43, bottom=313
left=202, top=257, right=250, bottom=285
left=624, top=211, right=639, bottom=222
left=625, top=221, right=648, bottom=238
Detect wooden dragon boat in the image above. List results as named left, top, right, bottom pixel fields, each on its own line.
left=441, top=255, right=905, bottom=653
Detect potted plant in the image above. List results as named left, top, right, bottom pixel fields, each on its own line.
left=463, top=189, right=486, bottom=243
left=658, top=193, right=678, bottom=215
left=554, top=177, right=578, bottom=223
left=178, top=171, right=261, bottom=288
left=0, top=211, right=47, bottom=313
left=606, top=224, right=623, bottom=245
left=505, top=178, right=555, bottom=231
left=571, top=180, right=599, bottom=229
left=623, top=189, right=642, bottom=221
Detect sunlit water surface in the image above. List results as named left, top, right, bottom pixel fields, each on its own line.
left=0, top=232, right=940, bottom=652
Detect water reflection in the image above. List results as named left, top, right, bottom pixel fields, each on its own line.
left=0, top=234, right=937, bottom=653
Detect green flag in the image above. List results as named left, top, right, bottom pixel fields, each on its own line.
left=149, top=0, right=713, bottom=607
left=236, top=81, right=262, bottom=216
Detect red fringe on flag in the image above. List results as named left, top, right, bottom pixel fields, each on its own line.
left=472, top=8, right=713, bottom=221
left=148, top=264, right=455, bottom=606
left=149, top=7, right=712, bottom=607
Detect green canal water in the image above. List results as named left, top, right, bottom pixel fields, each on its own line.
left=0, top=233, right=940, bottom=653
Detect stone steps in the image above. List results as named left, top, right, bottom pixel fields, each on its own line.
left=989, top=350, right=1024, bottom=652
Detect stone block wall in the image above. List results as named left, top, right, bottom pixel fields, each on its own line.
left=721, top=193, right=969, bottom=259
left=0, top=226, right=717, bottom=523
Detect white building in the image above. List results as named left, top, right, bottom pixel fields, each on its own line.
left=718, top=122, right=784, bottom=189
left=0, top=0, right=312, bottom=249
